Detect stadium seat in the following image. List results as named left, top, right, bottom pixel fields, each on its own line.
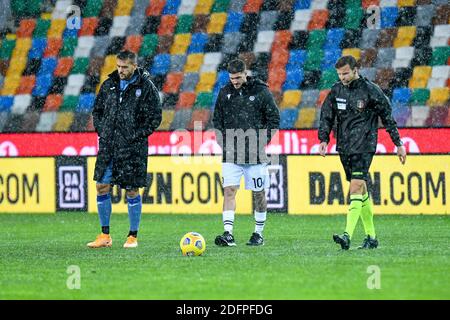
left=280, top=90, right=302, bottom=108
left=187, top=109, right=210, bottom=129
left=160, top=110, right=175, bottom=130
left=176, top=92, right=196, bottom=110
left=295, top=107, right=316, bottom=128
left=280, top=108, right=299, bottom=129
left=163, top=72, right=184, bottom=94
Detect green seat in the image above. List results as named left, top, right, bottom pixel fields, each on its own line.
left=211, top=0, right=230, bottom=13
left=304, top=49, right=324, bottom=71
left=139, top=34, right=158, bottom=57
left=409, top=89, right=430, bottom=105
left=0, top=39, right=16, bottom=59
left=60, top=96, right=79, bottom=111
left=306, top=30, right=326, bottom=51
left=319, top=69, right=339, bottom=90
left=430, top=47, right=450, bottom=66
left=194, top=92, right=213, bottom=109
left=344, top=7, right=363, bottom=29
left=33, top=19, right=51, bottom=38
left=71, top=58, right=90, bottom=74
left=11, top=0, right=40, bottom=17
left=176, top=15, right=193, bottom=34
left=344, top=0, right=362, bottom=9
left=83, top=0, right=104, bottom=18
left=60, top=37, right=78, bottom=57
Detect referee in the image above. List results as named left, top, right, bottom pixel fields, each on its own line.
left=318, top=55, right=407, bottom=250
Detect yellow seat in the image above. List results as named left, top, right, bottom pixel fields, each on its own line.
left=412, top=66, right=432, bottom=79
left=408, top=78, right=428, bottom=89
left=160, top=110, right=175, bottom=130
left=280, top=90, right=302, bottom=108
left=397, top=0, right=415, bottom=7
left=207, top=13, right=227, bottom=34
left=170, top=34, right=191, bottom=55
left=184, top=54, right=204, bottom=72
left=196, top=72, right=216, bottom=92
left=393, top=26, right=416, bottom=48
left=53, top=112, right=74, bottom=131
left=114, top=0, right=134, bottom=16
left=295, top=108, right=316, bottom=128
left=47, top=19, right=66, bottom=37
left=14, top=38, right=32, bottom=54
left=1, top=75, right=21, bottom=94
left=427, top=88, right=449, bottom=106
left=40, top=13, right=52, bottom=20
left=100, top=55, right=117, bottom=76
left=194, top=0, right=214, bottom=15
left=342, top=48, right=361, bottom=60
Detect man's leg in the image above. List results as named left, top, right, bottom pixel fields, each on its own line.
left=87, top=183, right=112, bottom=248
left=124, top=188, right=141, bottom=248
left=360, top=183, right=376, bottom=238
left=223, top=186, right=239, bottom=234
left=344, top=179, right=365, bottom=239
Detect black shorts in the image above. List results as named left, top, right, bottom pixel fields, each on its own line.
left=339, top=153, right=375, bottom=182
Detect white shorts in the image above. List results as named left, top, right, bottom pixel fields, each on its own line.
left=222, top=163, right=270, bottom=191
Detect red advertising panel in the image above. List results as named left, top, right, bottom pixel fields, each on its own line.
left=0, top=128, right=449, bottom=157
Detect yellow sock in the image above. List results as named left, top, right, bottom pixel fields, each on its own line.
left=345, top=194, right=363, bottom=239
left=361, top=193, right=376, bottom=238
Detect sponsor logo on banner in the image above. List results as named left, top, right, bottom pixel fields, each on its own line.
left=0, top=158, right=56, bottom=213
left=56, top=157, right=87, bottom=212
left=58, top=166, right=85, bottom=209
left=288, top=155, right=449, bottom=215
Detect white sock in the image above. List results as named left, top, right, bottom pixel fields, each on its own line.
left=254, top=211, right=267, bottom=235
left=223, top=210, right=235, bottom=234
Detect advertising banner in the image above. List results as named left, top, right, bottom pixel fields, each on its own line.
left=288, top=155, right=449, bottom=214
left=0, top=158, right=56, bottom=213
left=1, top=128, right=449, bottom=157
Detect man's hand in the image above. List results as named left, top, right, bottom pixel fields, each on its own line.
left=319, top=142, right=328, bottom=157
left=397, top=145, right=406, bottom=164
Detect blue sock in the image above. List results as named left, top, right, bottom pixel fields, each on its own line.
left=97, top=194, right=111, bottom=232
left=127, top=195, right=142, bottom=233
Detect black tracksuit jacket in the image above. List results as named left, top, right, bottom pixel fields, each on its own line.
left=213, top=77, right=280, bottom=164
left=318, top=77, right=403, bottom=154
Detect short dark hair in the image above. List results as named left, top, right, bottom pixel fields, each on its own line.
left=335, top=55, right=358, bottom=69
left=227, top=59, right=246, bottom=73
left=117, top=50, right=137, bottom=64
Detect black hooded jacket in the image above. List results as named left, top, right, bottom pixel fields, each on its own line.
left=213, top=76, right=280, bottom=164
left=92, top=68, right=162, bottom=188
left=318, top=76, right=403, bottom=154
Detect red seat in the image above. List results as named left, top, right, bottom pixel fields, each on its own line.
left=158, top=15, right=178, bottom=36
left=78, top=17, right=98, bottom=36
left=187, top=110, right=210, bottom=130
left=243, top=0, right=264, bottom=13
left=176, top=92, right=197, bottom=110
left=163, top=72, right=184, bottom=94
left=146, top=0, right=166, bottom=16
left=16, top=76, right=36, bottom=95
left=425, top=106, right=449, bottom=127
left=44, top=38, right=63, bottom=57
left=123, top=35, right=143, bottom=53
left=308, top=10, right=329, bottom=30
left=17, top=19, right=36, bottom=38
left=43, top=94, right=63, bottom=112
left=54, top=57, right=74, bottom=77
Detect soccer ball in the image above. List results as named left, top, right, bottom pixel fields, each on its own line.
left=180, top=232, right=206, bottom=256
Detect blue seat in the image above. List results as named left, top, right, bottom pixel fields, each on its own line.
left=0, top=96, right=14, bottom=112
left=322, top=49, right=342, bottom=70
left=37, top=57, right=57, bottom=76
left=188, top=33, right=208, bottom=54
left=280, top=108, right=299, bottom=129
left=283, top=69, right=304, bottom=91
left=381, top=7, right=398, bottom=28
left=224, top=12, right=243, bottom=33
left=392, top=88, right=411, bottom=104
left=162, top=0, right=181, bottom=15
left=287, top=49, right=307, bottom=68
left=392, top=103, right=411, bottom=127
left=214, top=70, right=229, bottom=91
left=150, top=54, right=171, bottom=75
left=32, top=74, right=53, bottom=96
left=28, top=38, right=47, bottom=59
left=324, top=28, right=344, bottom=50
left=76, top=93, right=96, bottom=112
left=295, top=0, right=311, bottom=10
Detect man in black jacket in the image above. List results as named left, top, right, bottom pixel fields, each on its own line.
left=213, top=59, right=280, bottom=247
left=318, top=55, right=406, bottom=250
left=88, top=50, right=162, bottom=249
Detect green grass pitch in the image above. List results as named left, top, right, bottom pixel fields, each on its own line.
left=0, top=213, right=449, bottom=299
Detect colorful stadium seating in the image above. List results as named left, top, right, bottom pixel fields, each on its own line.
left=0, top=0, right=448, bottom=132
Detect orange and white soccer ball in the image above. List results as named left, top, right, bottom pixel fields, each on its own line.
left=180, top=232, right=206, bottom=256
